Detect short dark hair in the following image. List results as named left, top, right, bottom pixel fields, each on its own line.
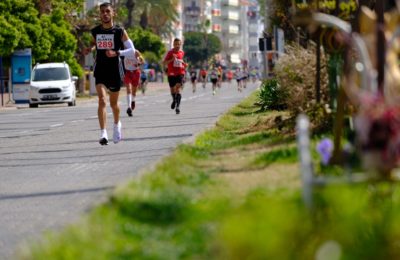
left=99, top=2, right=113, bottom=9
left=173, top=38, right=181, bottom=43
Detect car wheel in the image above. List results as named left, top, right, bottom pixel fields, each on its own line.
left=29, top=103, right=38, bottom=108
left=68, top=100, right=76, bottom=107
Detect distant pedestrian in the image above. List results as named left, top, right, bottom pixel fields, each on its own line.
left=163, top=38, right=187, bottom=114
left=84, top=2, right=135, bottom=145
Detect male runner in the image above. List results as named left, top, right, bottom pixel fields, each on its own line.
left=234, top=67, right=243, bottom=92
left=85, top=2, right=135, bottom=145
left=163, top=38, right=187, bottom=114
left=125, top=50, right=144, bottom=117
left=139, top=69, right=148, bottom=95
left=190, top=68, right=197, bottom=93
left=200, top=68, right=207, bottom=88
left=209, top=67, right=219, bottom=95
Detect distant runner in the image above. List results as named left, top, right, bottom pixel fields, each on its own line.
left=139, top=69, right=148, bottom=95
left=124, top=50, right=144, bottom=117
left=190, top=68, right=197, bottom=93
left=209, top=67, right=219, bottom=95
left=163, top=38, right=187, bottom=114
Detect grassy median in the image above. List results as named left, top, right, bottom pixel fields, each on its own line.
left=19, top=89, right=400, bottom=259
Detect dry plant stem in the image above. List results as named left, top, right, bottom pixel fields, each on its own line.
left=331, top=86, right=347, bottom=165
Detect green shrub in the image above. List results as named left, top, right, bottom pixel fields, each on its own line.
left=257, top=78, right=288, bottom=111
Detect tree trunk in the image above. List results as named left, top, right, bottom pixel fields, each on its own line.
left=139, top=7, right=148, bottom=29
left=125, top=0, right=136, bottom=28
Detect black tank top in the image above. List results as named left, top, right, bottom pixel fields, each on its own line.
left=91, top=25, right=124, bottom=72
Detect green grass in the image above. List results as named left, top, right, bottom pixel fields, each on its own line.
left=19, top=91, right=400, bottom=259
left=253, top=145, right=298, bottom=167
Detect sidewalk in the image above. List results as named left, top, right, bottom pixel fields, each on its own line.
left=0, top=82, right=170, bottom=111
left=0, top=92, right=20, bottom=111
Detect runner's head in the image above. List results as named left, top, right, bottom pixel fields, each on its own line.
left=173, top=38, right=182, bottom=52
left=99, top=2, right=115, bottom=26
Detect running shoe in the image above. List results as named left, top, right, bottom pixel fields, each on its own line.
left=213, top=90, right=216, bottom=95
left=131, top=101, right=136, bottom=111
left=113, top=121, right=122, bottom=144
left=176, top=107, right=180, bottom=114
left=99, top=137, right=108, bottom=146
left=127, top=107, right=132, bottom=117
left=171, top=100, right=176, bottom=109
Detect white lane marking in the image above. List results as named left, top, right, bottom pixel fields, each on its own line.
left=50, top=124, right=64, bottom=128
left=71, top=120, right=84, bottom=123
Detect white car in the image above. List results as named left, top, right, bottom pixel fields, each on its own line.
left=29, top=62, right=78, bottom=108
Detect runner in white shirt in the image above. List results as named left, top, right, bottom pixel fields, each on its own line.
left=124, top=50, right=144, bottom=116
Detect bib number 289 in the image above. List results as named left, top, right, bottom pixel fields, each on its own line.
left=96, top=34, right=115, bottom=49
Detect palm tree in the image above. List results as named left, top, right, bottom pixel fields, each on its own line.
left=122, top=0, right=178, bottom=36
left=125, top=0, right=136, bottom=28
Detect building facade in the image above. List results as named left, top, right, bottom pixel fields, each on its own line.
left=181, top=0, right=262, bottom=68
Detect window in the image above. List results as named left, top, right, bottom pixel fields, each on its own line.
left=32, top=68, right=69, bottom=81
left=228, top=0, right=239, bottom=6
left=230, top=53, right=241, bottom=63
left=228, top=11, right=239, bottom=20
left=229, top=25, right=239, bottom=34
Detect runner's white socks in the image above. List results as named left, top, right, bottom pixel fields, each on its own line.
left=100, top=129, right=108, bottom=139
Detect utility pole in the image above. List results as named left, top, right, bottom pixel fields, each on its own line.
left=262, top=0, right=269, bottom=79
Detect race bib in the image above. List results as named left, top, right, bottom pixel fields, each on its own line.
left=173, top=58, right=184, bottom=68
left=124, top=55, right=138, bottom=70
left=96, top=34, right=114, bottom=49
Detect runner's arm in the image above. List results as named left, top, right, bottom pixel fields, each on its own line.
left=82, top=38, right=96, bottom=55
left=163, top=53, right=174, bottom=66
left=106, top=29, right=135, bottom=57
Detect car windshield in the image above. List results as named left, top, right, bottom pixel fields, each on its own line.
left=32, top=67, right=69, bottom=81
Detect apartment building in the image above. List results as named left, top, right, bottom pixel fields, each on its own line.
left=182, top=0, right=261, bottom=67
left=246, top=3, right=262, bottom=68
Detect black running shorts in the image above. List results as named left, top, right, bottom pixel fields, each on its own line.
left=94, top=68, right=123, bottom=92
left=168, top=75, right=185, bottom=88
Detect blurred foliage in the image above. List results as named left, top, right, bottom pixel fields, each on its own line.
left=126, top=27, right=165, bottom=62
left=274, top=44, right=332, bottom=131
left=257, top=78, right=288, bottom=111
left=183, top=32, right=222, bottom=67
left=118, top=0, right=179, bottom=37
left=0, top=0, right=83, bottom=77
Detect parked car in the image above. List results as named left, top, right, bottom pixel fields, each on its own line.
left=29, top=62, right=77, bottom=108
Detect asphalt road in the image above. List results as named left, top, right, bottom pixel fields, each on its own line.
left=0, top=81, right=258, bottom=259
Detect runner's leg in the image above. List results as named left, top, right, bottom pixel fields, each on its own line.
left=175, top=84, right=181, bottom=114
left=96, top=84, right=108, bottom=145
left=109, top=91, right=122, bottom=143
left=126, top=82, right=133, bottom=116
left=169, top=76, right=177, bottom=109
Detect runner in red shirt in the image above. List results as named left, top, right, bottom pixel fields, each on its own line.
left=163, top=38, right=187, bottom=114
left=200, top=68, right=207, bottom=89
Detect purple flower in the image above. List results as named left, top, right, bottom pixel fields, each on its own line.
left=316, top=138, right=333, bottom=165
